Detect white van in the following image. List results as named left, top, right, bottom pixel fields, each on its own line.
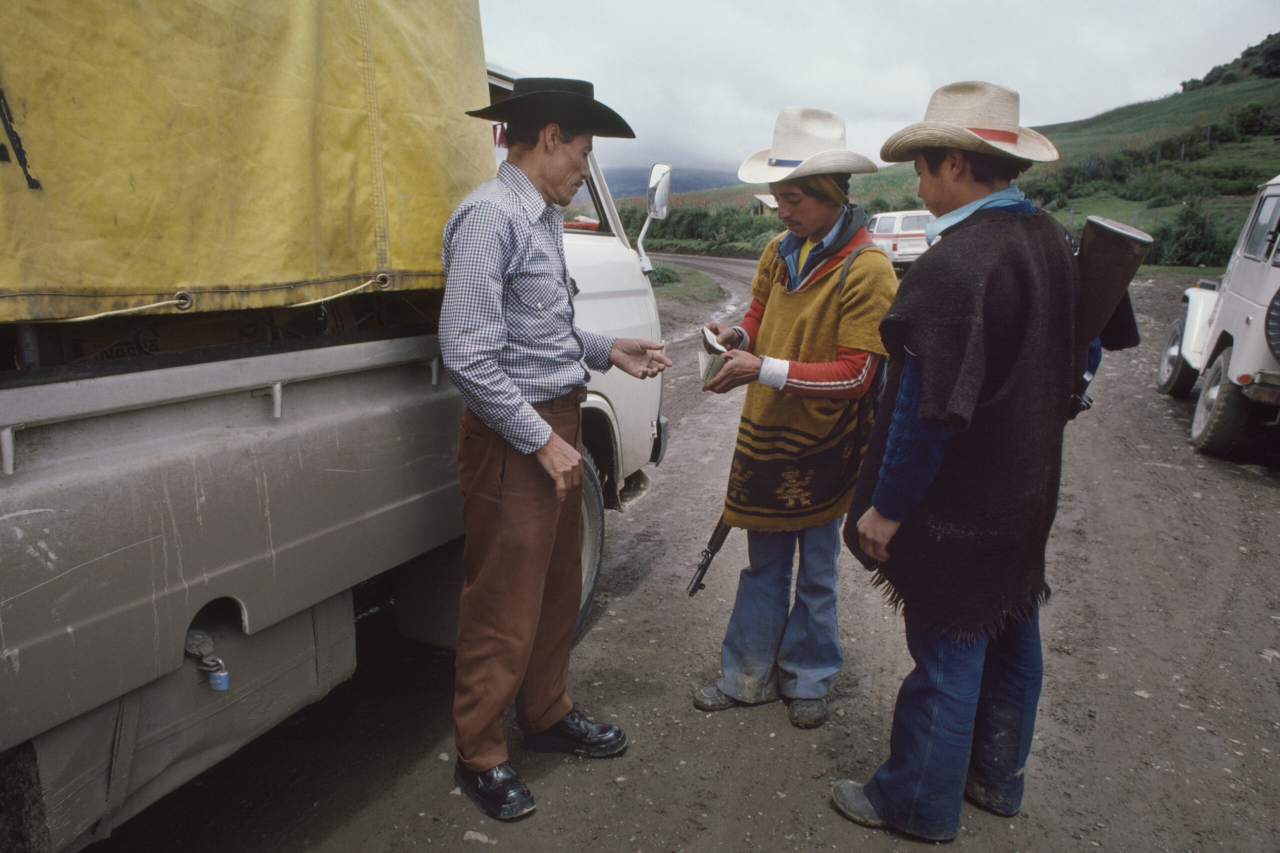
left=867, top=209, right=935, bottom=267
left=1155, top=173, right=1280, bottom=454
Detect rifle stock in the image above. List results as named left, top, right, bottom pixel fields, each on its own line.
left=687, top=517, right=732, bottom=597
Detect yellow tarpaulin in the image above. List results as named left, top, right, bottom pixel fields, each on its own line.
left=0, top=0, right=495, bottom=322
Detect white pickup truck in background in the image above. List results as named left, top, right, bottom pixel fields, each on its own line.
left=867, top=209, right=935, bottom=269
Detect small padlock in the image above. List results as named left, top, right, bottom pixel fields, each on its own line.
left=206, top=658, right=229, bottom=691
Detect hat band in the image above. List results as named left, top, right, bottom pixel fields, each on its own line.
left=967, top=127, right=1019, bottom=144
left=767, top=158, right=803, bottom=167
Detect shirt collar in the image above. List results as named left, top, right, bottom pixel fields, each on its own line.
left=498, top=161, right=555, bottom=224
left=926, top=185, right=1028, bottom=245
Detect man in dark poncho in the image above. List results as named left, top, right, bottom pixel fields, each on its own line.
left=831, top=81, right=1079, bottom=841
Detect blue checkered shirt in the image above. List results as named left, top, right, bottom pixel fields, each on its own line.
left=440, top=162, right=615, bottom=454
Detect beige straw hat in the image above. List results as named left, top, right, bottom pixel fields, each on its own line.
left=880, top=81, right=1058, bottom=163
left=738, top=107, right=877, bottom=184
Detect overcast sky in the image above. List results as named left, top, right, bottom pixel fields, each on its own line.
left=476, top=0, right=1279, bottom=173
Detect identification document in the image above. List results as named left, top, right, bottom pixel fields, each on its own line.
left=699, top=327, right=727, bottom=383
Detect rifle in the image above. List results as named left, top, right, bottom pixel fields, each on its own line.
left=686, top=516, right=732, bottom=597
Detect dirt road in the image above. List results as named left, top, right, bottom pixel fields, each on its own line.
left=94, top=257, right=1279, bottom=853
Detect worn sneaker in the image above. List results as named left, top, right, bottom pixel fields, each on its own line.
left=692, top=683, right=740, bottom=712
left=787, top=698, right=828, bottom=728
left=831, top=780, right=888, bottom=829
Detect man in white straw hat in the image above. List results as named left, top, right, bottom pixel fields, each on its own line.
left=694, top=107, right=897, bottom=729
left=832, top=81, right=1077, bottom=841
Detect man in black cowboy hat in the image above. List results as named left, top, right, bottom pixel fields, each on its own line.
left=439, top=78, right=669, bottom=820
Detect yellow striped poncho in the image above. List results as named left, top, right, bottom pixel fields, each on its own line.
left=723, top=231, right=897, bottom=532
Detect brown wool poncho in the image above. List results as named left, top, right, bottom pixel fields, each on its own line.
left=846, top=209, right=1081, bottom=638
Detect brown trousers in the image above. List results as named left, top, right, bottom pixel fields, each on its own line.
left=452, top=392, right=584, bottom=772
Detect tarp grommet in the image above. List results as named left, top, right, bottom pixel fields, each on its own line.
left=174, top=291, right=194, bottom=310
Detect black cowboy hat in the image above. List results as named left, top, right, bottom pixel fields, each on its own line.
left=466, top=77, right=635, bottom=139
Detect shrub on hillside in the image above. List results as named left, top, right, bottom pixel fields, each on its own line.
left=864, top=196, right=891, bottom=215
left=727, top=214, right=781, bottom=244
left=1147, top=203, right=1237, bottom=266
left=1068, top=179, right=1114, bottom=199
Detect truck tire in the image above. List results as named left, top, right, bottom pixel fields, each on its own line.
left=1191, top=347, right=1249, bottom=456
left=1156, top=317, right=1198, bottom=398
left=576, top=450, right=605, bottom=640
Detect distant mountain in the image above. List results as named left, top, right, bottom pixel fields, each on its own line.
left=602, top=167, right=741, bottom=199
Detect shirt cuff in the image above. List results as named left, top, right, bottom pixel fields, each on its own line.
left=579, top=330, right=615, bottom=373
left=758, top=356, right=789, bottom=389
left=731, top=326, right=750, bottom=350
left=871, top=481, right=916, bottom=523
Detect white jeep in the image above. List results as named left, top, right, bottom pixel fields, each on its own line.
left=1156, top=173, right=1280, bottom=455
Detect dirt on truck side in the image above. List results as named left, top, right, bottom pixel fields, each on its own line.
left=90, top=262, right=1280, bottom=853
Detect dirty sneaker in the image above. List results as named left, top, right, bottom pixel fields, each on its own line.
left=831, top=780, right=888, bottom=829
left=787, top=698, right=828, bottom=728
left=692, top=683, right=740, bottom=712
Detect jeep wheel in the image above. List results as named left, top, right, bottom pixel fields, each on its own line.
left=1191, top=347, right=1249, bottom=456
left=1156, top=317, right=1198, bottom=398
left=576, top=450, right=605, bottom=640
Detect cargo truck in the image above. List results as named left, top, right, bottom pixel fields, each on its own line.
left=0, top=3, right=669, bottom=850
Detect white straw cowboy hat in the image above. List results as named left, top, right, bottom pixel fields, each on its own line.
left=738, top=107, right=877, bottom=184
left=880, top=81, right=1058, bottom=163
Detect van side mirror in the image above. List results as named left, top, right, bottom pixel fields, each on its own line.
left=636, top=163, right=672, bottom=275
left=647, top=164, right=671, bottom=220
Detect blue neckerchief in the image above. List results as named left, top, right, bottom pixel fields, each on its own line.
left=925, top=185, right=1034, bottom=245
left=779, top=209, right=847, bottom=289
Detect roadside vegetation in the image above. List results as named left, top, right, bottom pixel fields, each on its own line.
left=616, top=33, right=1280, bottom=269
left=647, top=262, right=723, bottom=303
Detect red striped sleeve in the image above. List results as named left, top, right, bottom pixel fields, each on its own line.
left=782, top=348, right=879, bottom=399
left=737, top=297, right=766, bottom=350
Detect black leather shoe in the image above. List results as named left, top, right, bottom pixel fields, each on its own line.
left=453, top=760, right=536, bottom=820
left=523, top=708, right=628, bottom=757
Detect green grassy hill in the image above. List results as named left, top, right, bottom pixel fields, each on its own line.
left=1026, top=78, right=1280, bottom=247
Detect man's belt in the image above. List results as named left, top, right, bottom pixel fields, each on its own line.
left=532, top=386, right=587, bottom=413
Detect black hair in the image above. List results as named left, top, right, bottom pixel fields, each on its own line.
left=919, top=146, right=1032, bottom=183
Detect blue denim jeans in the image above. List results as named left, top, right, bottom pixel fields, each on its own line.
left=864, top=609, right=1043, bottom=841
left=716, top=518, right=843, bottom=703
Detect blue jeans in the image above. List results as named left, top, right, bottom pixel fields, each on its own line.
left=717, top=518, right=843, bottom=703
left=864, top=609, right=1043, bottom=841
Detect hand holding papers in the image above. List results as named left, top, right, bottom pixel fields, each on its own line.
left=699, top=326, right=727, bottom=383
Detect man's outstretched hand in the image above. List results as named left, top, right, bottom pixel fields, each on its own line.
left=610, top=338, right=672, bottom=379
